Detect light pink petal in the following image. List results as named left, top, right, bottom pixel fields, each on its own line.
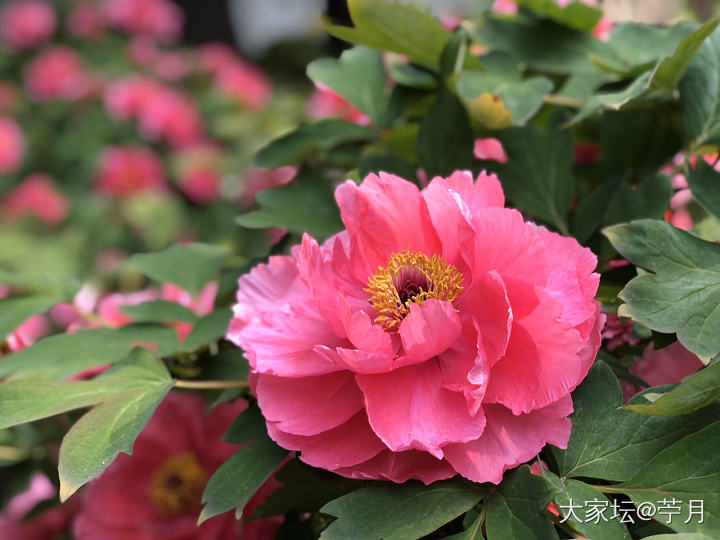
left=397, top=300, right=462, bottom=366
left=332, top=449, right=456, bottom=485
left=473, top=138, right=508, bottom=163
left=334, top=173, right=442, bottom=269
left=314, top=345, right=395, bottom=375
left=339, top=296, right=394, bottom=355
left=356, top=360, right=486, bottom=458
left=537, top=227, right=600, bottom=333
left=266, top=412, right=385, bottom=469
left=256, top=372, right=364, bottom=436
left=230, top=303, right=344, bottom=377
left=456, top=269, right=512, bottom=365
left=444, top=396, right=573, bottom=484
left=484, top=288, right=584, bottom=414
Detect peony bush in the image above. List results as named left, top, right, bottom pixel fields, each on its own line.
left=2, top=0, right=720, bottom=539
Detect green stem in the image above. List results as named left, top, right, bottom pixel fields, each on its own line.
left=543, top=94, right=585, bottom=109
left=174, top=380, right=248, bottom=389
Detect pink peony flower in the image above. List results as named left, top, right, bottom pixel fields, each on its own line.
left=103, top=75, right=163, bottom=121
left=95, top=146, right=167, bottom=197
left=0, top=116, right=25, bottom=174
left=137, top=88, right=203, bottom=148
left=2, top=313, right=49, bottom=353
left=214, top=62, right=271, bottom=110
left=0, top=0, right=56, bottom=51
left=228, top=170, right=604, bottom=484
left=473, top=138, right=508, bottom=163
left=240, top=166, right=296, bottom=207
left=492, top=0, right=518, bottom=15
left=73, top=392, right=281, bottom=540
left=601, top=312, right=639, bottom=351
left=103, top=0, right=184, bottom=42
left=306, top=86, right=369, bottom=125
left=592, top=15, right=613, bottom=41
left=66, top=2, right=105, bottom=39
left=1, top=173, right=68, bottom=226
left=96, top=289, right=159, bottom=327
left=196, top=43, right=239, bottom=74
left=23, top=47, right=91, bottom=102
left=177, top=168, right=221, bottom=204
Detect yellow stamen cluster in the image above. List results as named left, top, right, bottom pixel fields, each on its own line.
left=149, top=452, right=208, bottom=516
left=365, top=250, right=463, bottom=332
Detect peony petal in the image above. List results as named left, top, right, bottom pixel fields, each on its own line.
left=357, top=360, right=486, bottom=458
left=256, top=372, right=364, bottom=436
left=473, top=139, right=508, bottom=163
left=314, top=345, right=395, bottom=375
left=339, top=295, right=394, bottom=355
left=335, top=173, right=442, bottom=269
left=332, top=449, right=456, bottom=485
left=397, top=299, right=462, bottom=366
left=266, top=411, right=385, bottom=469
left=444, top=396, right=573, bottom=484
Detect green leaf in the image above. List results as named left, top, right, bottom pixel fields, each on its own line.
left=442, top=514, right=483, bottom=540
left=322, top=0, right=453, bottom=67
left=416, top=90, right=474, bottom=176
left=319, top=479, right=483, bottom=540
left=129, top=243, right=228, bottom=296
left=496, top=124, right=573, bottom=233
left=515, top=0, right=601, bottom=32
left=0, top=270, right=79, bottom=300
left=237, top=168, right=342, bottom=240
left=603, top=219, right=720, bottom=361
left=58, top=349, right=174, bottom=500
left=199, top=436, right=288, bottom=523
left=603, top=173, right=674, bottom=227
left=181, top=308, right=232, bottom=352
left=0, top=295, right=63, bottom=342
left=222, top=403, right=267, bottom=445
left=457, top=72, right=554, bottom=126
left=688, top=157, right=720, bottom=220
left=550, top=362, right=720, bottom=482
left=681, top=25, right=720, bottom=145
left=616, top=421, right=720, bottom=536
left=543, top=470, right=631, bottom=540
left=307, top=46, right=388, bottom=126
left=623, top=361, right=720, bottom=416
left=119, top=300, right=198, bottom=324
left=643, top=535, right=714, bottom=540
left=569, top=71, right=653, bottom=124
left=485, top=465, right=558, bottom=540
left=0, top=326, right=179, bottom=381
left=255, top=459, right=364, bottom=518
left=254, top=119, right=373, bottom=168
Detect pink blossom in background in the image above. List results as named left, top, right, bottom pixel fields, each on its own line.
left=473, top=138, right=508, bottom=163
left=137, top=88, right=203, bottom=148
left=492, top=0, right=518, bottom=15
left=161, top=282, right=217, bottom=341
left=3, top=314, right=49, bottom=352
left=214, top=62, right=271, bottom=110
left=103, top=0, right=184, bottom=42
left=177, top=168, right=221, bottom=204
left=623, top=342, right=705, bottom=400
left=196, top=42, right=238, bottom=74
left=0, top=0, right=56, bottom=51
left=66, top=2, right=105, bottom=39
left=73, top=393, right=282, bottom=540
left=95, top=146, right=167, bottom=198
left=306, top=85, right=369, bottom=125
left=0, top=116, right=25, bottom=174
left=96, top=289, right=158, bottom=327
left=228, top=170, right=604, bottom=484
left=240, top=166, right=296, bottom=207
left=23, top=46, right=91, bottom=102
left=601, top=313, right=640, bottom=351
left=592, top=15, right=613, bottom=41
left=1, top=173, right=68, bottom=226
left=103, top=75, right=162, bottom=121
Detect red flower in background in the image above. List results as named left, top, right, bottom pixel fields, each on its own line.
left=1, top=173, right=68, bottom=226
left=66, top=2, right=106, bottom=39
left=214, top=62, right=271, bottom=110
left=137, top=88, right=203, bottom=148
left=103, top=0, right=184, bottom=42
left=95, top=145, right=167, bottom=197
left=23, top=46, right=91, bottom=102
left=73, top=392, right=281, bottom=540
left=307, top=85, right=369, bottom=125
left=0, top=0, right=56, bottom=51
left=0, top=116, right=25, bottom=174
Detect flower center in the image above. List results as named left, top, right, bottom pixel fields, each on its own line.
left=148, top=452, right=208, bottom=516
left=365, top=250, right=463, bottom=332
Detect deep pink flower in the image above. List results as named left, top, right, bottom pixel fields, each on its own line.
left=492, top=0, right=518, bottom=15
left=23, top=47, right=91, bottom=102
left=0, top=0, right=56, bottom=51
left=306, top=86, right=369, bottom=125
left=95, top=146, right=167, bottom=197
left=1, top=173, right=68, bottom=226
left=215, top=62, right=271, bottom=110
left=2, top=313, right=48, bottom=353
left=103, top=75, right=163, bottom=121
left=592, top=15, right=613, bottom=41
left=473, top=138, right=508, bottom=163
left=601, top=312, right=640, bottom=351
left=178, top=168, right=221, bottom=204
left=228, top=170, right=604, bottom=484
left=66, top=2, right=105, bottom=39
left=73, top=392, right=282, bottom=540
left=0, top=116, right=25, bottom=174
left=196, top=43, right=238, bottom=74
left=241, top=166, right=296, bottom=207
left=137, top=88, right=203, bottom=148
left=103, top=0, right=184, bottom=42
